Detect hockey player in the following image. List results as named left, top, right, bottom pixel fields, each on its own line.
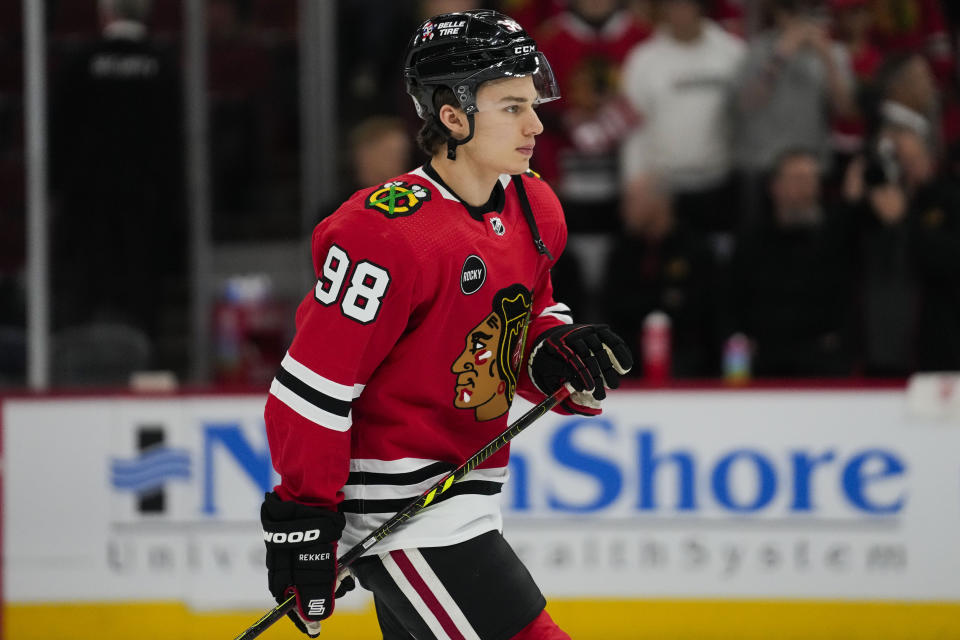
left=260, top=10, right=632, bottom=640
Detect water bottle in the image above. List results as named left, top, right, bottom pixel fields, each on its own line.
left=642, top=311, right=671, bottom=384
left=723, top=333, right=751, bottom=384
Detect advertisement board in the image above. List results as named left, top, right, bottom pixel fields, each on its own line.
left=2, top=388, right=959, bottom=624
left=3, top=396, right=286, bottom=610
left=504, top=390, right=960, bottom=601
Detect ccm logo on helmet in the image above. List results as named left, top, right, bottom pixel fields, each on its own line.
left=514, top=45, right=535, bottom=54
left=263, top=529, right=321, bottom=544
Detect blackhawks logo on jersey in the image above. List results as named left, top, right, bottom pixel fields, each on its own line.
left=366, top=181, right=431, bottom=218
left=450, top=284, right=532, bottom=421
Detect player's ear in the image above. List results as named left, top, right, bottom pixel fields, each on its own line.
left=438, top=104, right=469, bottom=140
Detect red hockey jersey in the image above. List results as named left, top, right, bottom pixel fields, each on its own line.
left=265, top=165, right=575, bottom=555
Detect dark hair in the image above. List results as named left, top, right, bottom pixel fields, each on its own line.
left=764, top=0, right=825, bottom=25
left=874, top=50, right=925, bottom=96
left=415, top=86, right=459, bottom=157
left=771, top=147, right=820, bottom=177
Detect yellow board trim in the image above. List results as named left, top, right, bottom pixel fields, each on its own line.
left=5, top=599, right=960, bottom=639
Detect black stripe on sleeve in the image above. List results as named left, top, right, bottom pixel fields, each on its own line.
left=338, top=480, right=504, bottom=514
left=345, top=461, right=456, bottom=487
left=275, top=366, right=352, bottom=418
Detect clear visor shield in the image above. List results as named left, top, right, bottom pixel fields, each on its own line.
left=456, top=51, right=560, bottom=114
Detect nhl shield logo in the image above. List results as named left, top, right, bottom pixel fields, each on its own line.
left=489, top=216, right=505, bottom=236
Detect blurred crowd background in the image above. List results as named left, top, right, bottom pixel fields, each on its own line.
left=1, top=0, right=959, bottom=388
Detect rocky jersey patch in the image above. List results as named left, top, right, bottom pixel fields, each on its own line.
left=460, top=255, right=486, bottom=295
left=366, top=181, right=431, bottom=218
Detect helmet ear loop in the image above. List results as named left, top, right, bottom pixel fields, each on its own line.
left=445, top=113, right=476, bottom=161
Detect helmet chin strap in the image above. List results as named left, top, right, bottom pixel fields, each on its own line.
left=444, top=113, right=476, bottom=160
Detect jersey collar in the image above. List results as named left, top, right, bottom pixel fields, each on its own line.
left=413, top=162, right=508, bottom=222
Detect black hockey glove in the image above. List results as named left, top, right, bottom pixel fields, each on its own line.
left=261, top=492, right=354, bottom=637
left=528, top=324, right=633, bottom=414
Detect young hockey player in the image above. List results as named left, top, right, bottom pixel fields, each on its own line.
left=260, top=10, right=632, bottom=639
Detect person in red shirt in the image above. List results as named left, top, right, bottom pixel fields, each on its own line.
left=534, top=0, right=650, bottom=208
left=258, top=10, right=632, bottom=640
left=832, top=0, right=884, bottom=80
left=533, top=0, right=651, bottom=321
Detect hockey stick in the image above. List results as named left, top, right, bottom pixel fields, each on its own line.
left=231, top=383, right=573, bottom=640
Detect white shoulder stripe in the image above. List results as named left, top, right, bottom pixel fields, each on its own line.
left=540, top=302, right=573, bottom=325
left=282, top=352, right=364, bottom=400
left=270, top=379, right=352, bottom=432
left=542, top=302, right=571, bottom=316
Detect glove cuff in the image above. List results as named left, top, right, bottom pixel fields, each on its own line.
left=527, top=337, right=550, bottom=396
left=565, top=391, right=602, bottom=414
left=261, top=491, right=344, bottom=543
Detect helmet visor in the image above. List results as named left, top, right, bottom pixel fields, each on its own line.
left=456, top=51, right=560, bottom=113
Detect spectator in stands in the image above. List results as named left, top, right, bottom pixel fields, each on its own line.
left=349, top=116, right=413, bottom=193
left=320, top=116, right=414, bottom=223
left=50, top=0, right=186, bottom=378
left=844, top=127, right=960, bottom=373
left=864, top=45, right=960, bottom=165
left=831, top=0, right=883, bottom=81
left=864, top=51, right=940, bottom=153
left=708, top=0, right=747, bottom=36
left=869, top=0, right=954, bottom=87
left=732, top=0, right=855, bottom=220
left=620, top=0, right=745, bottom=257
left=725, top=149, right=855, bottom=377
left=535, top=0, right=651, bottom=321
left=603, top=173, right=716, bottom=377
left=829, top=0, right=883, bottom=158
left=626, top=0, right=656, bottom=29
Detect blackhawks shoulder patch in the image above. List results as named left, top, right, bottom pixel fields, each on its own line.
left=365, top=181, right=431, bottom=218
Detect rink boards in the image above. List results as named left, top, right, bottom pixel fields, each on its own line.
left=2, top=386, right=959, bottom=639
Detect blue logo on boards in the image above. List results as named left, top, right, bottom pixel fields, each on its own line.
left=108, top=422, right=274, bottom=516
left=201, top=423, right=273, bottom=514
left=507, top=418, right=908, bottom=516
left=107, top=416, right=910, bottom=519
left=110, top=447, right=192, bottom=493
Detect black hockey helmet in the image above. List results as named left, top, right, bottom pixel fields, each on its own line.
left=403, top=10, right=560, bottom=120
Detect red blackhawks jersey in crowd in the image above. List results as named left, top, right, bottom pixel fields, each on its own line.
left=264, top=164, right=576, bottom=555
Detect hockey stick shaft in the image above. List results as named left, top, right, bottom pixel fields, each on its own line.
left=231, top=384, right=572, bottom=640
